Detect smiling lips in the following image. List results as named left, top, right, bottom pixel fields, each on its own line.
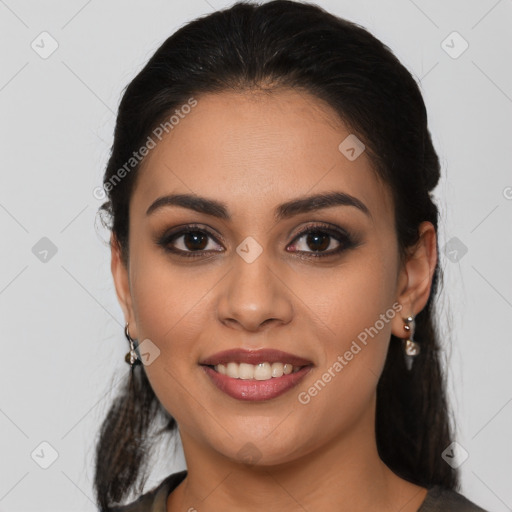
left=200, top=348, right=313, bottom=401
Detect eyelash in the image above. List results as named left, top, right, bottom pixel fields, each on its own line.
left=156, top=222, right=357, bottom=259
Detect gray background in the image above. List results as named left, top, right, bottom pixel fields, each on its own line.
left=0, top=0, right=511, bottom=511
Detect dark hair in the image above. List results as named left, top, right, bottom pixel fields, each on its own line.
left=95, top=1, right=457, bottom=509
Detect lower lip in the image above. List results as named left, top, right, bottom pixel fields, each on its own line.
left=201, top=365, right=312, bottom=401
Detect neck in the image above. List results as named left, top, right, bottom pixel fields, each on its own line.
left=167, top=397, right=428, bottom=512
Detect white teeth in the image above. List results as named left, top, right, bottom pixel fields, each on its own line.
left=226, top=362, right=239, bottom=378
left=254, top=362, right=271, bottom=380
left=238, top=363, right=254, bottom=380
left=213, top=361, right=303, bottom=380
left=271, top=362, right=284, bottom=378
left=283, top=363, right=293, bottom=375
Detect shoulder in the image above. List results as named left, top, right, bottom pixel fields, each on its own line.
left=109, top=470, right=187, bottom=512
left=419, top=485, right=490, bottom=512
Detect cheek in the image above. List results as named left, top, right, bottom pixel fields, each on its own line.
left=126, top=245, right=233, bottom=408
left=130, top=258, right=215, bottom=360
left=130, top=234, right=208, bottom=323
left=126, top=225, right=400, bottom=440
left=303, top=248, right=398, bottom=348
left=291, top=262, right=398, bottom=442
left=128, top=257, right=213, bottom=423
left=297, top=246, right=399, bottom=406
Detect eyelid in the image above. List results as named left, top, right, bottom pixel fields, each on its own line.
left=156, top=223, right=224, bottom=244
left=156, top=221, right=358, bottom=258
left=287, top=222, right=356, bottom=256
left=290, top=221, right=352, bottom=240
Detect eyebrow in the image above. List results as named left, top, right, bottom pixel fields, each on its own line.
left=146, top=191, right=371, bottom=221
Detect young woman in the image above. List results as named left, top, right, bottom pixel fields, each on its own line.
left=94, top=1, right=489, bottom=510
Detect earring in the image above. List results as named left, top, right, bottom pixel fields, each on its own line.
left=402, top=315, right=420, bottom=371
left=124, top=323, right=141, bottom=368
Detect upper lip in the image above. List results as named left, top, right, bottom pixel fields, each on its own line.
left=200, top=348, right=313, bottom=367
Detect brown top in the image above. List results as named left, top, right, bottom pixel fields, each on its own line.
left=110, top=470, right=489, bottom=512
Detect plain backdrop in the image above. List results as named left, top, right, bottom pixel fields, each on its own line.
left=0, top=1, right=511, bottom=511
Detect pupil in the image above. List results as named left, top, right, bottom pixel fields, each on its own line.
left=184, top=231, right=208, bottom=251
left=307, top=232, right=329, bottom=252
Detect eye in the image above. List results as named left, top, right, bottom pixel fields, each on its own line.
left=157, top=222, right=357, bottom=259
left=287, top=224, right=355, bottom=258
left=157, top=224, right=223, bottom=257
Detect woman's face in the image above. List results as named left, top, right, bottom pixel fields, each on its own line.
left=113, top=88, right=429, bottom=466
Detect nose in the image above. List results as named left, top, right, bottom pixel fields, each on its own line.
left=216, top=247, right=294, bottom=333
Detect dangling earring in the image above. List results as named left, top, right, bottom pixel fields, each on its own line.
left=402, top=315, right=420, bottom=371
left=125, top=323, right=141, bottom=368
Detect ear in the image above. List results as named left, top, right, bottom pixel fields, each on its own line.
left=391, top=221, right=437, bottom=338
left=111, top=234, right=138, bottom=339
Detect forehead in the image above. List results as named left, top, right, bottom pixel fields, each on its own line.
left=131, top=89, right=394, bottom=224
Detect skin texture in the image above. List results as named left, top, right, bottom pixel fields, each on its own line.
left=111, top=89, right=437, bottom=511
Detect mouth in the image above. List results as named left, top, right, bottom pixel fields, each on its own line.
left=203, top=361, right=306, bottom=380
left=199, top=348, right=313, bottom=401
